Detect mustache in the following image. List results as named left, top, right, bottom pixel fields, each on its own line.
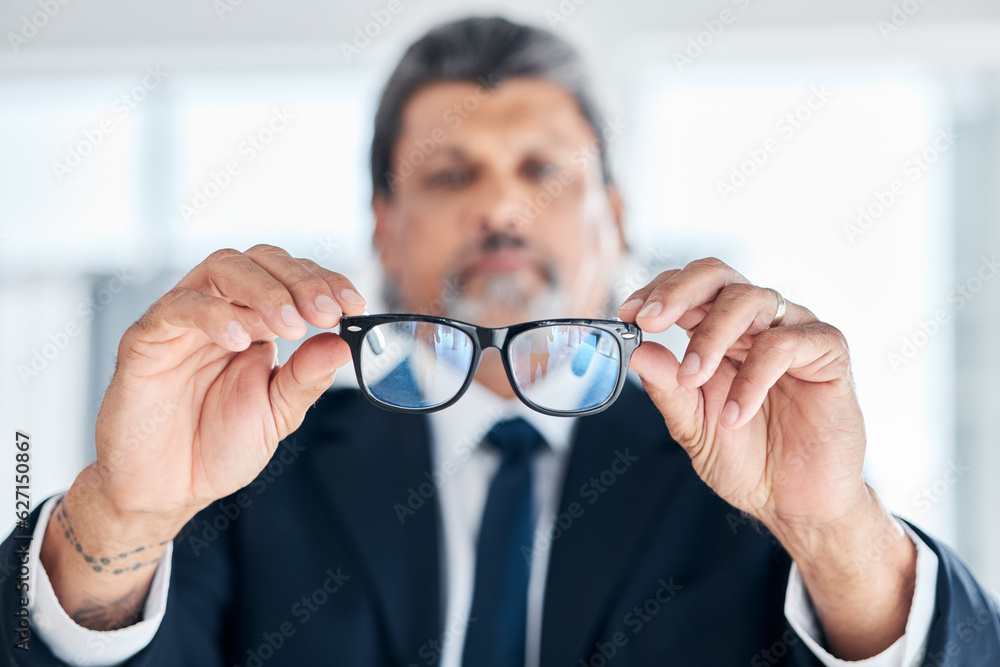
left=479, top=232, right=527, bottom=252
left=451, top=233, right=557, bottom=288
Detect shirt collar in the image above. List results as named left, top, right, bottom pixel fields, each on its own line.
left=427, top=377, right=576, bottom=458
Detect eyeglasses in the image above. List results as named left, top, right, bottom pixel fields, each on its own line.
left=338, top=314, right=642, bottom=417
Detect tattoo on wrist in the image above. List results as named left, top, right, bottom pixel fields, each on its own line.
left=55, top=501, right=169, bottom=574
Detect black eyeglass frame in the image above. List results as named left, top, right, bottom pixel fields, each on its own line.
left=339, top=314, right=642, bottom=417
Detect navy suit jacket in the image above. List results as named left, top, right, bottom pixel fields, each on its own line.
left=3, top=382, right=999, bottom=666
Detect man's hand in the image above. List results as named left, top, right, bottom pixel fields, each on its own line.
left=618, top=257, right=916, bottom=661
left=42, top=245, right=366, bottom=630
left=93, top=245, right=364, bottom=519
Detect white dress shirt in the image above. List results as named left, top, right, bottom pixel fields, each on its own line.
left=28, top=379, right=939, bottom=667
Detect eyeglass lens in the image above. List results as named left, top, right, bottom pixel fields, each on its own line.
left=360, top=321, right=475, bottom=409
left=508, top=325, right=621, bottom=412
left=358, top=321, right=622, bottom=413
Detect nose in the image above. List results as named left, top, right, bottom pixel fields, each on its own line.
left=472, top=172, right=529, bottom=235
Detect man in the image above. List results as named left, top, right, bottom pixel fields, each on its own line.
left=2, top=16, right=998, bottom=667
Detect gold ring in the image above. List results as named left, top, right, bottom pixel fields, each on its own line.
left=766, top=288, right=786, bottom=328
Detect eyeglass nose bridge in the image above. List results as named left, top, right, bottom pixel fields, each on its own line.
left=474, top=326, right=509, bottom=351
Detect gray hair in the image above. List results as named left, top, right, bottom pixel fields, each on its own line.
left=370, top=15, right=613, bottom=198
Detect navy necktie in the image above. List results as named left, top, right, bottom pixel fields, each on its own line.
left=461, top=417, right=544, bottom=667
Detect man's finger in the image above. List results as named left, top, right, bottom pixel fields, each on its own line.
left=617, top=269, right=681, bottom=319
left=180, top=248, right=309, bottom=341
left=130, top=287, right=255, bottom=351
left=620, top=258, right=816, bottom=339
left=675, top=283, right=790, bottom=389
left=720, top=323, right=852, bottom=430
left=297, top=257, right=368, bottom=318
left=628, top=341, right=706, bottom=448
left=268, top=332, right=353, bottom=441
left=631, top=258, right=747, bottom=332
left=245, top=245, right=345, bottom=329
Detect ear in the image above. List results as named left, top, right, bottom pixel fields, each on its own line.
left=606, top=183, right=628, bottom=252
left=372, top=193, right=389, bottom=253
left=372, top=192, right=403, bottom=279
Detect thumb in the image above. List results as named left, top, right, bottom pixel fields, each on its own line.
left=269, top=332, right=353, bottom=440
left=629, top=341, right=703, bottom=447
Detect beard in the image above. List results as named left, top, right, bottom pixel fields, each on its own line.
left=381, top=232, right=570, bottom=326
left=444, top=272, right=568, bottom=326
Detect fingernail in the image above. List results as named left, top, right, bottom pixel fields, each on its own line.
left=228, top=321, right=250, bottom=344
left=678, top=352, right=701, bottom=376
left=314, top=294, right=340, bottom=315
left=339, top=288, right=366, bottom=306
left=281, top=304, right=303, bottom=327
left=619, top=297, right=643, bottom=312
left=637, top=301, right=662, bottom=319
left=721, top=400, right=740, bottom=426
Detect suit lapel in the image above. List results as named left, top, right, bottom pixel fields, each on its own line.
left=303, top=390, right=443, bottom=664
left=301, top=384, right=680, bottom=665
left=540, top=381, right=679, bottom=663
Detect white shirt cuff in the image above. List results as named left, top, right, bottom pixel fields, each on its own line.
left=27, top=494, right=172, bottom=667
left=784, top=520, right=939, bottom=666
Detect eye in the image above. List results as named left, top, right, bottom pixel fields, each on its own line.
left=522, top=159, right=559, bottom=181
left=427, top=168, right=473, bottom=189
